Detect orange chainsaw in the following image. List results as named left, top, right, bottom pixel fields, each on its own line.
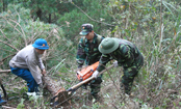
left=76, top=61, right=99, bottom=83
left=51, top=62, right=114, bottom=107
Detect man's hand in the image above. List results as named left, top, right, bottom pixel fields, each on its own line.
left=42, top=69, right=46, bottom=76
left=92, top=70, right=99, bottom=78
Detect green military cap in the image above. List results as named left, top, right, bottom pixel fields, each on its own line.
left=98, top=37, right=119, bottom=54
left=79, top=23, right=93, bottom=36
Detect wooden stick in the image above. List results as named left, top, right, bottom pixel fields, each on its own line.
left=0, top=69, right=11, bottom=73
left=2, top=106, right=17, bottom=109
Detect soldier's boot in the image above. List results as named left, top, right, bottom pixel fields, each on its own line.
left=120, top=83, right=133, bottom=97
left=125, top=85, right=131, bottom=95
left=120, top=78, right=133, bottom=95
left=120, top=83, right=125, bottom=93
left=92, top=94, right=103, bottom=103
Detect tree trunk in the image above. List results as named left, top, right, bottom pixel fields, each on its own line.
left=2, top=0, right=7, bottom=12
left=42, top=75, right=65, bottom=96
left=48, top=13, right=51, bottom=23
left=42, top=75, right=70, bottom=107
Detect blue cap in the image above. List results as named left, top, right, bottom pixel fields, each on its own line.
left=32, top=38, right=49, bottom=50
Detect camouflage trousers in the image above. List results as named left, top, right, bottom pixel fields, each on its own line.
left=81, top=75, right=102, bottom=98
left=121, top=54, right=144, bottom=95
left=90, top=75, right=102, bottom=97
left=84, top=59, right=102, bottom=98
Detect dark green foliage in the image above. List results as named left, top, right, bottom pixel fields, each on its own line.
left=57, top=0, right=114, bottom=43
left=1, top=0, right=114, bottom=43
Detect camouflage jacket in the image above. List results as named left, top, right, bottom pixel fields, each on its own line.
left=97, top=39, right=142, bottom=72
left=76, top=33, right=104, bottom=68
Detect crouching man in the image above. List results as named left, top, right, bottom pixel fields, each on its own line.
left=9, top=38, right=49, bottom=93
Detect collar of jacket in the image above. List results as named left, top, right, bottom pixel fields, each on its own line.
left=34, top=48, right=43, bottom=59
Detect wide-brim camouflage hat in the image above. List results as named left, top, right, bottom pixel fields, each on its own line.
left=99, top=37, right=119, bottom=54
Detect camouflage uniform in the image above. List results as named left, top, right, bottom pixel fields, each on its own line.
left=76, top=33, right=104, bottom=97
left=97, top=39, right=144, bottom=94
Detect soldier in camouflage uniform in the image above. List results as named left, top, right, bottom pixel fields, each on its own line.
left=76, top=23, right=104, bottom=99
left=92, top=37, right=144, bottom=95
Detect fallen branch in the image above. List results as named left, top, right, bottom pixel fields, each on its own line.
left=0, top=53, right=16, bottom=66
left=0, top=29, right=11, bottom=42
left=0, top=48, right=16, bottom=53
left=9, top=19, right=27, bottom=46
left=2, top=106, right=17, bottom=109
left=0, top=69, right=11, bottom=73
left=6, top=80, right=24, bottom=86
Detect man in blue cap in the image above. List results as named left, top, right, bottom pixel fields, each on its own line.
left=9, top=38, right=49, bottom=93
left=76, top=23, right=104, bottom=101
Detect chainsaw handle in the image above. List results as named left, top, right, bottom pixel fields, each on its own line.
left=70, top=76, right=94, bottom=90
left=70, top=64, right=114, bottom=90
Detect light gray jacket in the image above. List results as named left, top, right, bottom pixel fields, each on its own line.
left=9, top=45, right=45, bottom=84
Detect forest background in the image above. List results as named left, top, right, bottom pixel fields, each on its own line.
left=0, top=0, right=181, bottom=108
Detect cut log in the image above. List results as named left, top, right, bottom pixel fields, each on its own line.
left=42, top=76, right=65, bottom=96
left=42, top=76, right=70, bottom=107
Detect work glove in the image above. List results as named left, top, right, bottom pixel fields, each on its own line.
left=76, top=68, right=82, bottom=75
left=77, top=68, right=81, bottom=72
left=92, top=70, right=99, bottom=78
left=113, top=61, right=118, bottom=67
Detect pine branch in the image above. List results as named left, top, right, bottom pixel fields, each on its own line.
left=71, top=2, right=115, bottom=27
left=2, top=16, right=27, bottom=47
left=0, top=40, right=19, bottom=51
left=0, top=53, right=16, bottom=66
left=9, top=19, right=27, bottom=46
